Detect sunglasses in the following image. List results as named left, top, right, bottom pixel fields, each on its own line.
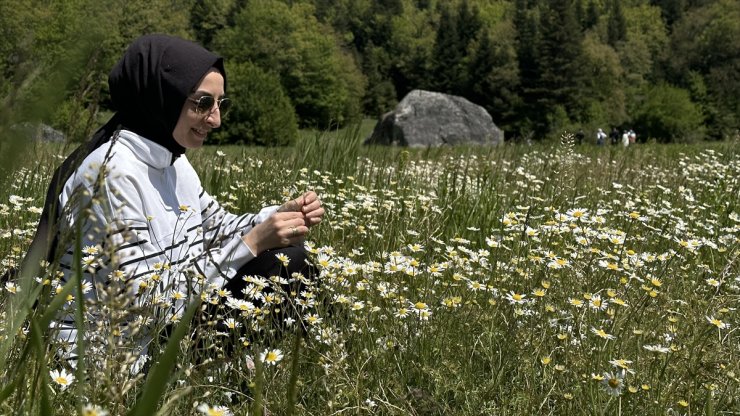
left=188, top=95, right=231, bottom=117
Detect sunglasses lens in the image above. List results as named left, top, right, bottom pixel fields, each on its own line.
left=196, top=96, right=215, bottom=114
left=218, top=98, right=231, bottom=116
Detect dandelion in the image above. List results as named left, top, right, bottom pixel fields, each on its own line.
left=706, top=316, right=729, bottom=329
left=260, top=349, right=284, bottom=366
left=601, top=370, right=625, bottom=396
left=50, top=369, right=75, bottom=390
left=196, top=403, right=233, bottom=416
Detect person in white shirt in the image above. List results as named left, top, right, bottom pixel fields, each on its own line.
left=24, top=34, right=324, bottom=367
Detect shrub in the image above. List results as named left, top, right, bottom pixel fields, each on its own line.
left=213, top=62, right=298, bottom=147
left=631, top=83, right=705, bottom=143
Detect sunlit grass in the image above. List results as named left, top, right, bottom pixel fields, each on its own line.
left=0, top=128, right=738, bottom=415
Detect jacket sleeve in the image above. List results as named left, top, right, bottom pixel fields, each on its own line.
left=199, top=187, right=278, bottom=254
left=58, top=166, right=273, bottom=304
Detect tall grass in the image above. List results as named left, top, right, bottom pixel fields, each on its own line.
left=1, top=127, right=738, bottom=415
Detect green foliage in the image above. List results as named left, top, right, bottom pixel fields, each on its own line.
left=213, top=62, right=299, bottom=146
left=669, top=0, right=740, bottom=139
left=632, top=83, right=705, bottom=142
left=580, top=32, right=627, bottom=129
left=214, top=0, right=365, bottom=129
left=190, top=0, right=234, bottom=50
left=3, top=0, right=740, bottom=145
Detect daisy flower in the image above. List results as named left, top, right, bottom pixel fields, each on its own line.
left=275, top=253, right=290, bottom=267
left=50, top=369, right=75, bottom=390
left=591, top=327, right=616, bottom=340
left=196, top=403, right=233, bottom=416
left=505, top=291, right=526, bottom=304
left=706, top=316, right=729, bottom=329
left=260, top=349, right=284, bottom=366
left=82, top=404, right=109, bottom=416
left=601, top=370, right=625, bottom=396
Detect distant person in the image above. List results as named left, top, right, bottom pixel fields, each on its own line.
left=596, top=128, right=607, bottom=146
left=575, top=129, right=585, bottom=145
left=629, top=129, right=637, bottom=144
left=622, top=130, right=630, bottom=147
left=610, top=127, right=620, bottom=145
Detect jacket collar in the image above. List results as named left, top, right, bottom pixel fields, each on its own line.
left=117, top=129, right=179, bottom=169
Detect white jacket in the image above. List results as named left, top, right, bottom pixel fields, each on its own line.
left=53, top=129, right=277, bottom=362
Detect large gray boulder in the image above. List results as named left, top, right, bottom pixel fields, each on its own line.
left=365, top=89, right=503, bottom=147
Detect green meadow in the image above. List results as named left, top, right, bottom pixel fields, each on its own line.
left=0, top=126, right=738, bottom=415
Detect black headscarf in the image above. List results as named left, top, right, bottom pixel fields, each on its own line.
left=10, top=34, right=226, bottom=280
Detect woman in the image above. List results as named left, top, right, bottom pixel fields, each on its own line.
left=29, top=34, right=323, bottom=365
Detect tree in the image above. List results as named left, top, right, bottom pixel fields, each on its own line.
left=537, top=0, right=587, bottom=134
left=214, top=0, right=365, bottom=128
left=190, top=0, right=234, bottom=50
left=607, top=0, right=626, bottom=47
left=585, top=0, right=600, bottom=30
left=632, top=82, right=704, bottom=142
left=431, top=4, right=466, bottom=94
left=468, top=25, right=521, bottom=134
left=212, top=62, right=298, bottom=146
left=513, top=0, right=542, bottom=137
left=669, top=0, right=740, bottom=138
left=579, top=32, right=627, bottom=130
left=652, top=0, right=686, bottom=30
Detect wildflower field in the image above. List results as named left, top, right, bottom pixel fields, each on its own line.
left=0, top=130, right=738, bottom=415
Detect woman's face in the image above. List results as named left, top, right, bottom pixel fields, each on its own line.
left=172, top=69, right=225, bottom=149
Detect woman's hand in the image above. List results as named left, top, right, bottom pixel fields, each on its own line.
left=278, top=191, right=324, bottom=228
left=243, top=191, right=324, bottom=255
left=242, top=211, right=307, bottom=255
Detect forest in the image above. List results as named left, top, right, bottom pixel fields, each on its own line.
left=0, top=0, right=738, bottom=145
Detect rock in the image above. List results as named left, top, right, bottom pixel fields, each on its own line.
left=365, top=89, right=503, bottom=147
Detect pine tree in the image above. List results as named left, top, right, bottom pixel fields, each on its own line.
left=514, top=0, right=544, bottom=135
left=431, top=4, right=465, bottom=94
left=607, top=0, right=627, bottom=46
left=585, top=0, right=600, bottom=29
left=537, top=0, right=586, bottom=133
